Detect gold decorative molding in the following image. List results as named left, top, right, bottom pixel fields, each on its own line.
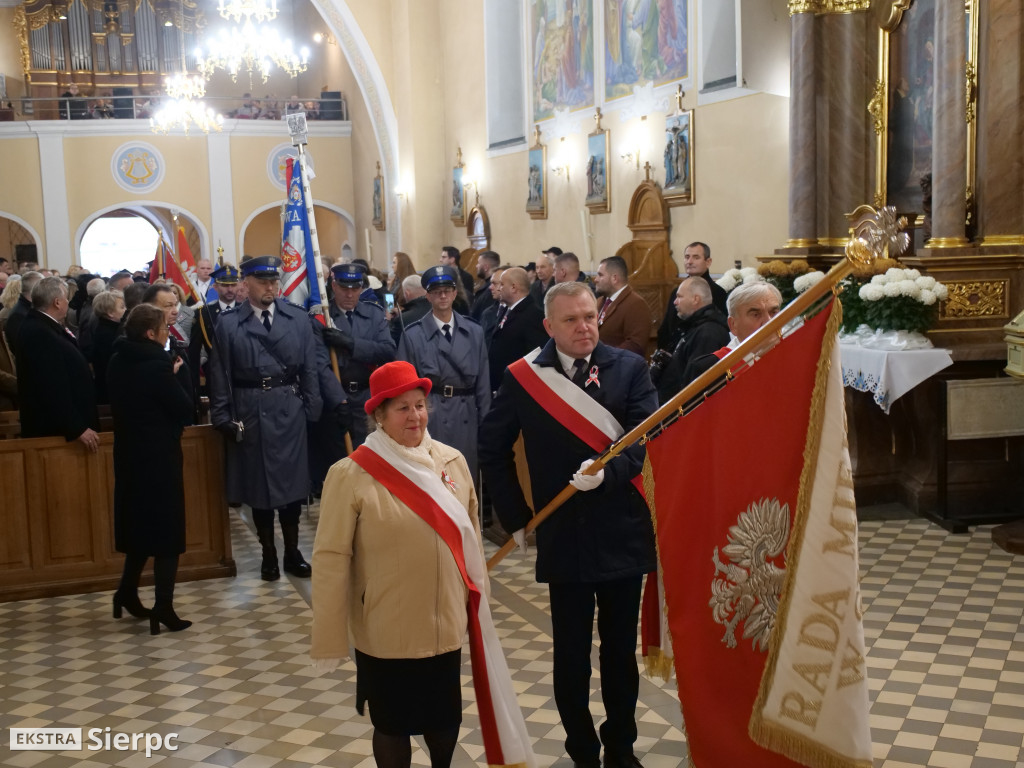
left=785, top=238, right=819, bottom=247
left=980, top=235, right=1024, bottom=246
left=867, top=79, right=885, bottom=136
left=941, top=280, right=1009, bottom=320
left=965, top=61, right=977, bottom=123
left=788, top=0, right=819, bottom=13
left=925, top=237, right=971, bottom=248
left=788, top=0, right=869, bottom=13
left=879, top=0, right=913, bottom=31
left=13, top=5, right=31, bottom=81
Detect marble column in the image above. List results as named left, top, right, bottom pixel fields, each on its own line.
left=824, top=11, right=871, bottom=243
left=976, top=0, right=1024, bottom=244
left=927, top=0, right=968, bottom=246
left=787, top=11, right=817, bottom=246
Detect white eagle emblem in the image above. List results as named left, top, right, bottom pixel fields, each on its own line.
left=710, top=497, right=790, bottom=652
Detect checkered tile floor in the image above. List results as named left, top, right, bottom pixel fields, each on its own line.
left=1, top=509, right=1022, bottom=767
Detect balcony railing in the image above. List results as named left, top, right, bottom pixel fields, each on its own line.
left=0, top=95, right=348, bottom=123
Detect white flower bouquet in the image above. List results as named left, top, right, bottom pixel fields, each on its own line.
left=841, top=267, right=948, bottom=335
left=716, top=267, right=762, bottom=292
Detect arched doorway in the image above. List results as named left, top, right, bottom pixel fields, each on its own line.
left=79, top=211, right=161, bottom=276
left=240, top=204, right=355, bottom=263
left=0, top=214, right=42, bottom=272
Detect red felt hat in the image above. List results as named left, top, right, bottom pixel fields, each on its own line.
left=364, top=361, right=432, bottom=414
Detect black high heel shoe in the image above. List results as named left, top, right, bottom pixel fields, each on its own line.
left=149, top=604, right=192, bottom=635
left=113, top=591, right=150, bottom=620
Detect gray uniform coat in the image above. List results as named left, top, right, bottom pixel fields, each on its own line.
left=396, top=312, right=490, bottom=476
left=209, top=300, right=323, bottom=508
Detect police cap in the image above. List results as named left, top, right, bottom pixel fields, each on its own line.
left=240, top=255, right=282, bottom=279
left=421, top=265, right=458, bottom=291
left=331, top=262, right=367, bottom=286
left=212, top=265, right=239, bottom=284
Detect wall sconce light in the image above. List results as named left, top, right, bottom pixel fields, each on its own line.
left=312, top=31, right=336, bottom=45
left=463, top=171, right=480, bottom=206
left=620, top=147, right=640, bottom=170
left=551, top=137, right=570, bottom=182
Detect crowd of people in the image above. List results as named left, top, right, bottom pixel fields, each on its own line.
left=0, top=243, right=784, bottom=768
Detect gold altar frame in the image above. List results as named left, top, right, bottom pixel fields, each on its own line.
left=872, top=0, right=977, bottom=237
left=526, top=131, right=547, bottom=221
left=585, top=128, right=611, bottom=214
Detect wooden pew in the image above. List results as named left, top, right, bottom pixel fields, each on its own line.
left=0, top=424, right=235, bottom=602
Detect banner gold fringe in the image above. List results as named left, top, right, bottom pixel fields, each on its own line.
left=747, top=299, right=873, bottom=768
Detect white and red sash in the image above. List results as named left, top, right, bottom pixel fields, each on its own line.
left=507, top=348, right=644, bottom=496
left=350, top=434, right=535, bottom=768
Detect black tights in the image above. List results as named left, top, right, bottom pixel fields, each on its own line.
left=118, top=552, right=180, bottom=605
left=371, top=727, right=459, bottom=768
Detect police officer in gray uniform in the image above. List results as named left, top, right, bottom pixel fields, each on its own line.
left=312, top=262, right=396, bottom=479
left=208, top=256, right=323, bottom=581
left=397, top=265, right=490, bottom=478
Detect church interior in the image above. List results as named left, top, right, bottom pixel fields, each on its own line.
left=1, top=0, right=1023, bottom=766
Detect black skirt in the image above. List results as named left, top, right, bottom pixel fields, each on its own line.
left=354, top=648, right=463, bottom=735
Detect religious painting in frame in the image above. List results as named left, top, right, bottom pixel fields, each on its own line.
left=883, top=0, right=935, bottom=217
left=663, top=109, right=694, bottom=206
left=530, top=0, right=596, bottom=123
left=604, top=0, right=690, bottom=103
left=586, top=127, right=610, bottom=214
left=527, top=134, right=548, bottom=220
left=372, top=161, right=385, bottom=231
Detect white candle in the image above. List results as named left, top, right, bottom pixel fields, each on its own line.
left=580, top=209, right=593, bottom=270
left=364, top=228, right=372, bottom=264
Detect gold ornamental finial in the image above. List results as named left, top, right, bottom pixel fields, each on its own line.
left=533, top=125, right=542, bottom=147
left=455, top=146, right=462, bottom=166
left=593, top=107, right=603, bottom=132
left=643, top=161, right=652, bottom=181
left=844, top=204, right=909, bottom=267
left=674, top=84, right=684, bottom=112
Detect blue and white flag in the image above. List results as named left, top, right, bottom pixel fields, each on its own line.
left=280, top=156, right=321, bottom=311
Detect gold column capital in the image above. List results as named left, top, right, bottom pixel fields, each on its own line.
left=789, top=0, right=870, bottom=14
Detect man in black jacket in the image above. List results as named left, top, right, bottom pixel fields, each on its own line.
left=16, top=277, right=100, bottom=450
left=655, top=241, right=727, bottom=351
left=480, top=282, right=657, bottom=768
left=390, top=274, right=431, bottom=343
left=487, top=266, right=547, bottom=392
left=655, top=276, right=730, bottom=404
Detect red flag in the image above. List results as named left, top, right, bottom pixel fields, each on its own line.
left=645, top=300, right=871, bottom=768
left=150, top=238, right=190, bottom=295
left=175, top=226, right=203, bottom=303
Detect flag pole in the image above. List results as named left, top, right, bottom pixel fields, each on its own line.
left=171, top=210, right=212, bottom=348
left=486, top=211, right=895, bottom=571
left=286, top=112, right=341, bottom=382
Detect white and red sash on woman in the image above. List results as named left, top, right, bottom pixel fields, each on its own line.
left=350, top=434, right=535, bottom=768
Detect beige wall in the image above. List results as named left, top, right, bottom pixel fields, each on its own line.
left=244, top=204, right=353, bottom=259
left=334, top=0, right=789, bottom=276
left=0, top=137, right=45, bottom=258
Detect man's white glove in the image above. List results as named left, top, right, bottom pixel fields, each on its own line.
left=570, top=459, right=604, bottom=492
left=512, top=529, right=528, bottom=554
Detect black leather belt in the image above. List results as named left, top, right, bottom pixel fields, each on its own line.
left=234, top=375, right=298, bottom=391
left=427, top=375, right=473, bottom=398
left=342, top=381, right=368, bottom=394
left=437, top=384, right=473, bottom=398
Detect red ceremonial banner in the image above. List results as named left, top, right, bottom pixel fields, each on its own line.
left=646, top=303, right=833, bottom=768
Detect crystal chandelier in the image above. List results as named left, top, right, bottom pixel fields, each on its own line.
left=151, top=98, right=224, bottom=135
left=195, top=19, right=309, bottom=84
left=163, top=73, right=207, bottom=100
left=218, top=0, right=277, bottom=23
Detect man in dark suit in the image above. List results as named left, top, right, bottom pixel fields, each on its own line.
left=488, top=266, right=547, bottom=392
left=593, top=256, right=652, bottom=358
left=470, top=250, right=501, bottom=321
left=16, top=276, right=100, bottom=450
left=529, top=247, right=560, bottom=308
left=440, top=245, right=475, bottom=297
left=480, top=282, right=657, bottom=768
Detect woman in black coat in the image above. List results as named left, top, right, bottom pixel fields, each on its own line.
left=107, top=303, right=194, bottom=634
left=89, top=289, right=126, bottom=405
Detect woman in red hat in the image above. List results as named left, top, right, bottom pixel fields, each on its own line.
left=310, top=360, right=534, bottom=768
